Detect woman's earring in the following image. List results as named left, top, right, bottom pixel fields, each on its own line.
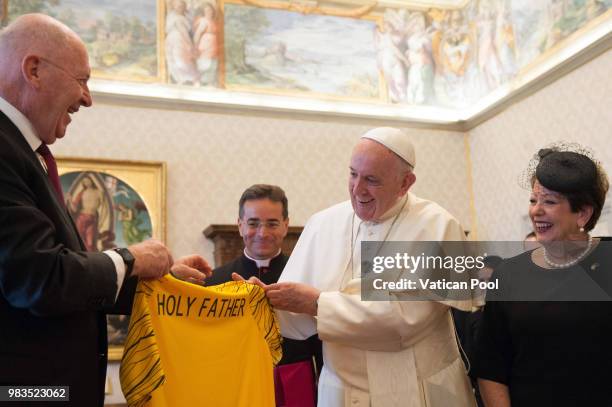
left=580, top=226, right=585, bottom=233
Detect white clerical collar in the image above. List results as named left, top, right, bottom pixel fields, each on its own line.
left=243, top=249, right=281, bottom=268
left=0, top=95, right=42, bottom=152
left=363, top=193, right=409, bottom=225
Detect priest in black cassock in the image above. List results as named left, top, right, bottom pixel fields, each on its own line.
left=205, top=184, right=291, bottom=286
left=206, top=184, right=322, bottom=407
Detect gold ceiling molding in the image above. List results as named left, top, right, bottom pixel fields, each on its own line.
left=241, top=0, right=377, bottom=17
left=379, top=0, right=467, bottom=9
left=326, top=0, right=467, bottom=11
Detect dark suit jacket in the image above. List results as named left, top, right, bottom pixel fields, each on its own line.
left=0, top=111, right=137, bottom=406
left=207, top=253, right=323, bottom=370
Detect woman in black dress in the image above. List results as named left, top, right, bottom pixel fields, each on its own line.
left=475, top=143, right=611, bottom=407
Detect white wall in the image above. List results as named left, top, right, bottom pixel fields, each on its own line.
left=52, top=105, right=471, bottom=262
left=469, top=48, right=612, bottom=240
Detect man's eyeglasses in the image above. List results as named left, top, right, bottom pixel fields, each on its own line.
left=39, top=57, right=89, bottom=89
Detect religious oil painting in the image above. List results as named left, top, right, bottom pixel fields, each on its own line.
left=223, top=2, right=382, bottom=101
left=57, top=157, right=167, bottom=360
left=4, top=0, right=161, bottom=82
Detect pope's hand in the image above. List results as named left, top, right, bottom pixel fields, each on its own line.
left=266, top=282, right=320, bottom=316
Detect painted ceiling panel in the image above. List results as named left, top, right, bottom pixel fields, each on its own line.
left=2, top=0, right=610, bottom=126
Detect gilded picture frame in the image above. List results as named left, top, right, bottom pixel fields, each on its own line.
left=57, top=157, right=167, bottom=360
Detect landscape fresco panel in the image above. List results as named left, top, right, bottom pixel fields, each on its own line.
left=224, top=4, right=380, bottom=100
left=7, top=0, right=159, bottom=81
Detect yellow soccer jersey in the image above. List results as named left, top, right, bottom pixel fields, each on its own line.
left=120, top=276, right=282, bottom=407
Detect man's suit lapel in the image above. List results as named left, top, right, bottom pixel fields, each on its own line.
left=0, top=111, right=84, bottom=249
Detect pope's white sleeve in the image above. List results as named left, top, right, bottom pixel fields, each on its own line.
left=315, top=288, right=448, bottom=351
left=276, top=310, right=317, bottom=340
left=275, top=215, right=320, bottom=340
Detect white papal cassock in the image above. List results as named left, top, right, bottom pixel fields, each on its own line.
left=277, top=192, right=477, bottom=407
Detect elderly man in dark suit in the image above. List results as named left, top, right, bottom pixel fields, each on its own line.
left=0, top=14, right=210, bottom=406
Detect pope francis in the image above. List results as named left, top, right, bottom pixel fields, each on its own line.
left=239, top=127, right=477, bottom=407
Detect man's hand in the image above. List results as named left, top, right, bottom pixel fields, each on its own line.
left=128, top=239, right=173, bottom=279
left=171, top=255, right=212, bottom=284
left=266, top=282, right=320, bottom=316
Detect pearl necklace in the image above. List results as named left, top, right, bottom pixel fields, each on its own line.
left=543, top=235, right=593, bottom=269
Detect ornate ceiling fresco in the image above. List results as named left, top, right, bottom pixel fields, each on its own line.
left=2, top=0, right=610, bottom=127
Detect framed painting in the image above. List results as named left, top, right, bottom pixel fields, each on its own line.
left=57, top=157, right=167, bottom=360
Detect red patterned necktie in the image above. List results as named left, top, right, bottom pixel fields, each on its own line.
left=37, top=143, right=65, bottom=206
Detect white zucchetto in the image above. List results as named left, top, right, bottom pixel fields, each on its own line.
left=361, top=127, right=416, bottom=169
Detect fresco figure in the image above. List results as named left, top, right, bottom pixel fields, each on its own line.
left=193, top=3, right=219, bottom=85
left=435, top=11, right=475, bottom=105
left=376, top=10, right=409, bottom=103
left=495, top=3, right=518, bottom=80
left=477, top=7, right=503, bottom=92
left=404, top=12, right=434, bottom=105
left=165, top=0, right=199, bottom=85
